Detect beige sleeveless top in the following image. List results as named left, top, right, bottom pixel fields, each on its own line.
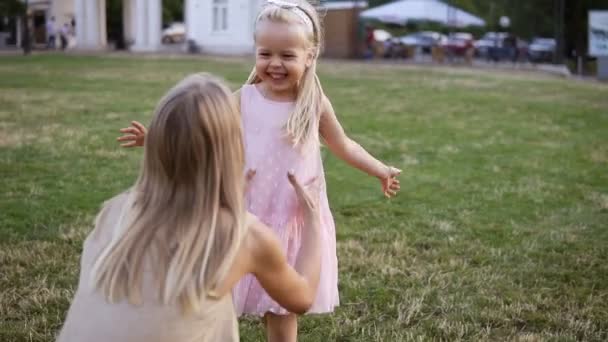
left=57, top=192, right=240, bottom=342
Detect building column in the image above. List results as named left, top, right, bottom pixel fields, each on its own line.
left=148, top=0, right=161, bottom=50
left=75, top=0, right=85, bottom=47
left=98, top=0, right=107, bottom=47
left=183, top=0, right=192, bottom=52
left=123, top=0, right=133, bottom=46
left=84, top=0, right=99, bottom=47
left=132, top=0, right=146, bottom=50
left=131, top=0, right=161, bottom=51
left=75, top=0, right=105, bottom=50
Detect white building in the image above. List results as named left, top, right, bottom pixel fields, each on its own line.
left=186, top=0, right=264, bottom=54
left=19, top=0, right=264, bottom=54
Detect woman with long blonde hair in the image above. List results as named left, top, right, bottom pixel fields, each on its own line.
left=57, top=73, right=321, bottom=342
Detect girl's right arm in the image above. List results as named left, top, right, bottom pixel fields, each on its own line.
left=247, top=173, right=321, bottom=314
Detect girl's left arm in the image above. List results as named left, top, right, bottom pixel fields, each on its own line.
left=319, top=96, right=401, bottom=197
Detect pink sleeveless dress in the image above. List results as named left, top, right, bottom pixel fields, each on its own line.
left=232, top=84, right=339, bottom=316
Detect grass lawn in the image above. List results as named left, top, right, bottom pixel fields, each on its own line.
left=1, top=54, right=607, bottom=341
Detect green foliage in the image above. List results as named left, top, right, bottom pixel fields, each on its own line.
left=0, top=0, right=25, bottom=17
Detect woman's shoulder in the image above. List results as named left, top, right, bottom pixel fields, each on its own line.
left=86, top=191, right=132, bottom=247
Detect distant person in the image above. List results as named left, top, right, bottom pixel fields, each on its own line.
left=46, top=16, right=56, bottom=49
left=365, top=25, right=376, bottom=58
left=60, top=23, right=70, bottom=50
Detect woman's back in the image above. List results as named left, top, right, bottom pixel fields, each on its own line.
left=57, top=193, right=240, bottom=342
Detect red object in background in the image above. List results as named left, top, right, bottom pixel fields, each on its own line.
left=365, top=26, right=375, bottom=47
left=443, top=33, right=474, bottom=56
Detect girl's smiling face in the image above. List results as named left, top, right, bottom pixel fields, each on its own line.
left=254, top=20, right=313, bottom=99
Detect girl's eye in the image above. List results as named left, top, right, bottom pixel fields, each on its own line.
left=283, top=54, right=295, bottom=59
left=259, top=52, right=270, bottom=57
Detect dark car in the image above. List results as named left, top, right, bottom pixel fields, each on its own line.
left=399, top=31, right=446, bottom=54
left=474, top=32, right=507, bottom=59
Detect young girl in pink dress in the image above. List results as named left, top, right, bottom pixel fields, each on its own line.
left=118, top=2, right=401, bottom=340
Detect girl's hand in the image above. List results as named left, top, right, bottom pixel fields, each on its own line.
left=379, top=166, right=401, bottom=198
left=117, top=121, right=147, bottom=148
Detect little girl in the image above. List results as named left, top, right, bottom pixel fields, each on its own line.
left=118, top=1, right=401, bottom=340
left=59, top=73, right=322, bottom=342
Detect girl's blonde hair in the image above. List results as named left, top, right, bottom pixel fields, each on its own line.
left=92, top=73, right=246, bottom=314
left=247, top=0, right=324, bottom=147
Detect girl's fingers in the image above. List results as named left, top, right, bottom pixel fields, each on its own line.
left=303, top=176, right=321, bottom=196
left=303, top=176, right=319, bottom=187
left=287, top=172, right=300, bottom=190
left=132, top=121, right=147, bottom=133
left=119, top=127, right=139, bottom=135
left=121, top=141, right=137, bottom=147
left=116, top=135, right=137, bottom=142
left=287, top=172, right=303, bottom=193
left=288, top=173, right=318, bottom=207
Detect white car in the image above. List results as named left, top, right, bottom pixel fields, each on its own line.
left=162, top=22, right=186, bottom=44
left=373, top=29, right=392, bottom=42
left=528, top=38, right=556, bottom=63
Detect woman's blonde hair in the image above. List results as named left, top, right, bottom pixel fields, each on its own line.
left=247, top=0, right=324, bottom=147
left=92, top=73, right=246, bottom=314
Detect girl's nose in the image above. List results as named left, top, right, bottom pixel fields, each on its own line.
left=269, top=56, right=282, bottom=67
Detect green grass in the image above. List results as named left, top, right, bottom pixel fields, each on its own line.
left=1, top=54, right=607, bottom=341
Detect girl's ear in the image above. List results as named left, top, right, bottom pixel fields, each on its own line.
left=305, top=48, right=316, bottom=68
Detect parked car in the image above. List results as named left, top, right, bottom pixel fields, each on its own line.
left=474, top=32, right=505, bottom=58
left=162, top=22, right=186, bottom=44
left=442, top=32, right=474, bottom=57
left=474, top=38, right=494, bottom=58
left=528, top=38, right=556, bottom=63
left=515, top=38, right=529, bottom=61
left=474, top=32, right=505, bottom=59
left=399, top=31, right=446, bottom=54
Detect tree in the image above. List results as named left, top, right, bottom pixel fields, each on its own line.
left=0, top=0, right=29, bottom=54
left=163, top=0, right=184, bottom=24
left=564, top=0, right=608, bottom=59
left=0, top=0, right=25, bottom=16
